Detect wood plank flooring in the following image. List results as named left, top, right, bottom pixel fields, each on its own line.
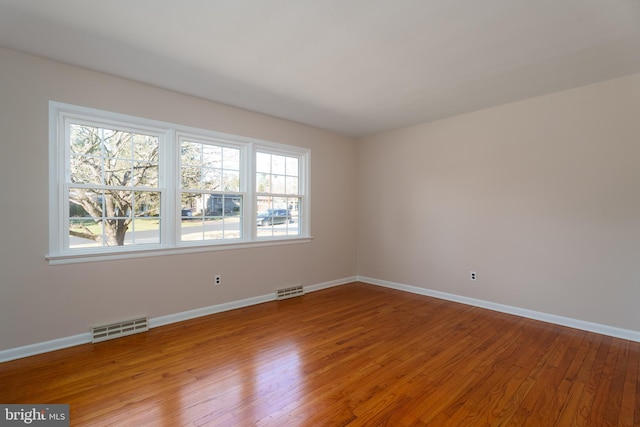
left=1, top=282, right=638, bottom=426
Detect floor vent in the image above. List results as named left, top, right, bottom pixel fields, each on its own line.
left=276, top=286, right=305, bottom=300
left=92, top=317, right=149, bottom=343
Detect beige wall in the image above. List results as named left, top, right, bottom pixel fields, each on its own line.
left=0, top=47, right=358, bottom=351
left=2, top=44, right=639, bottom=354
left=357, top=72, right=640, bottom=331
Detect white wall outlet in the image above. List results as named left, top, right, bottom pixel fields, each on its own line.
left=215, top=275, right=221, bottom=285
left=470, top=271, right=477, bottom=282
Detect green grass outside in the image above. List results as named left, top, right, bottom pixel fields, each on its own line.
left=70, top=218, right=214, bottom=234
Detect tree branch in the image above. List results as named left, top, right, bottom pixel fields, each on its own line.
left=69, top=226, right=103, bottom=243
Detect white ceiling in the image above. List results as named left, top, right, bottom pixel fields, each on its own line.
left=1, top=0, right=640, bottom=137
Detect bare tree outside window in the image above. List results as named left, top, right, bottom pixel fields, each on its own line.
left=68, top=124, right=160, bottom=246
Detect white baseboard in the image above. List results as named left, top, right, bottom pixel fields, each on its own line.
left=149, top=276, right=358, bottom=329
left=149, top=293, right=275, bottom=329
left=11, top=275, right=630, bottom=363
left=305, top=276, right=358, bottom=293
left=358, top=276, right=640, bottom=343
left=0, top=277, right=357, bottom=363
left=0, top=333, right=92, bottom=364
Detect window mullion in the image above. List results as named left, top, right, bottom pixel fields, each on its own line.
left=247, top=143, right=257, bottom=241
left=49, top=102, right=310, bottom=263
left=163, top=130, right=178, bottom=247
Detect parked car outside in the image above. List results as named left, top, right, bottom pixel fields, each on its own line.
left=256, top=209, right=292, bottom=226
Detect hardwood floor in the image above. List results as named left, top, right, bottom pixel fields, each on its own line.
left=1, top=282, right=638, bottom=426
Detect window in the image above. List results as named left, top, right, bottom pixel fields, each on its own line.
left=48, top=102, right=310, bottom=264
left=256, top=151, right=301, bottom=237
left=66, top=122, right=162, bottom=249
left=179, top=136, right=243, bottom=242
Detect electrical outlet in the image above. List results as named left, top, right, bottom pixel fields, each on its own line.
left=215, top=275, right=221, bottom=285
left=470, top=271, right=477, bottom=282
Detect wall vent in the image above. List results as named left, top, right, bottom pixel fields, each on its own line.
left=276, top=286, right=305, bottom=300
left=92, top=317, right=149, bottom=343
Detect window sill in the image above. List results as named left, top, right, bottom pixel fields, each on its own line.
left=46, top=236, right=314, bottom=265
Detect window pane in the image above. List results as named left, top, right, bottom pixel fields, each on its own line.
left=70, top=124, right=100, bottom=155
left=69, top=218, right=103, bottom=249
left=286, top=157, right=299, bottom=176
left=226, top=216, right=242, bottom=239
left=181, top=141, right=201, bottom=165
left=272, top=155, right=286, bottom=175
left=181, top=215, right=243, bottom=242
left=134, top=191, right=160, bottom=217
left=200, top=218, right=220, bottom=240
left=256, top=152, right=271, bottom=173
left=133, top=134, right=158, bottom=159
left=181, top=193, right=204, bottom=217
left=205, top=195, right=241, bottom=217
left=69, top=188, right=103, bottom=218
left=223, top=171, right=240, bottom=192
left=205, top=194, right=222, bottom=216
left=285, top=176, right=299, bottom=194
left=69, top=124, right=158, bottom=187
left=256, top=196, right=300, bottom=237
left=131, top=218, right=160, bottom=244
left=182, top=166, right=201, bottom=189
left=181, top=140, right=240, bottom=194
left=102, top=129, right=131, bottom=156
left=256, top=173, right=271, bottom=193
left=68, top=187, right=155, bottom=246
left=256, top=151, right=300, bottom=195
left=204, top=216, right=242, bottom=240
left=70, top=155, right=103, bottom=184
left=202, top=145, right=222, bottom=168
left=180, top=194, right=241, bottom=242
left=135, top=162, right=158, bottom=187
left=272, top=174, right=285, bottom=194
left=181, top=218, right=204, bottom=241
left=223, top=147, right=240, bottom=170
left=107, top=158, right=133, bottom=187
left=202, top=168, right=222, bottom=191
left=115, top=134, right=134, bottom=159
left=106, top=190, right=132, bottom=218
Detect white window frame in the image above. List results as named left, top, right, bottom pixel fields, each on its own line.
left=176, top=132, right=248, bottom=245
left=253, top=146, right=310, bottom=240
left=48, top=101, right=311, bottom=265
